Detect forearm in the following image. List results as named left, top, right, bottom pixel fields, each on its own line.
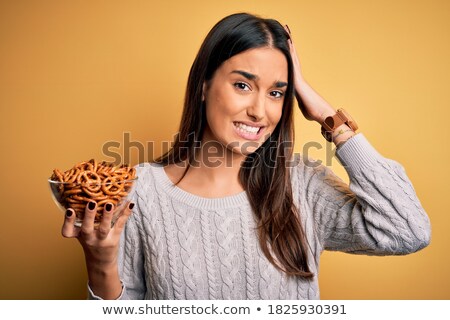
left=296, top=77, right=334, bottom=120
left=287, top=27, right=357, bottom=148
left=296, top=77, right=356, bottom=147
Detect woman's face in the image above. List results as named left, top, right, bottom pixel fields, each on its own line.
left=202, top=47, right=288, bottom=157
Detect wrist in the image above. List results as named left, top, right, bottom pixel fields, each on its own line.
left=320, top=108, right=358, bottom=143
left=86, top=262, right=122, bottom=300
left=318, top=109, right=337, bottom=124
left=84, top=250, right=119, bottom=277
left=332, top=124, right=356, bottom=147
left=86, top=259, right=118, bottom=275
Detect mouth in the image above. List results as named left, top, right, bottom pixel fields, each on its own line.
left=232, top=121, right=265, bottom=141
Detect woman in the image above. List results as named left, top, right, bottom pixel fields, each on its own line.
left=62, top=13, right=431, bottom=299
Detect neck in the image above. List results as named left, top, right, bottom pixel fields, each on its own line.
left=188, top=130, right=246, bottom=192
left=199, top=142, right=243, bottom=181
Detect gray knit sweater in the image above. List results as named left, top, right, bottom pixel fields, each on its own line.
left=88, top=133, right=431, bottom=299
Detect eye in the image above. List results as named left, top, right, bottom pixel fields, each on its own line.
left=233, top=82, right=251, bottom=91
left=270, top=90, right=284, bottom=99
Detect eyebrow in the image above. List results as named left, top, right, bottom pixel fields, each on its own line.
left=230, top=70, right=288, bottom=88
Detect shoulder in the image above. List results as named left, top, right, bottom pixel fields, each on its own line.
left=133, top=162, right=155, bottom=181
left=130, top=162, right=160, bottom=201
left=289, top=153, right=347, bottom=199
left=131, top=161, right=188, bottom=200
left=289, top=153, right=334, bottom=184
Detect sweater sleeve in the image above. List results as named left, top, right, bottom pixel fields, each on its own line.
left=302, top=133, right=431, bottom=255
left=88, top=165, right=147, bottom=300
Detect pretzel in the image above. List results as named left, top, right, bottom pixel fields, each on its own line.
left=101, top=176, right=125, bottom=195
left=50, top=159, right=136, bottom=226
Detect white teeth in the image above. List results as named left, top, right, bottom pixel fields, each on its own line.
left=234, top=122, right=260, bottom=134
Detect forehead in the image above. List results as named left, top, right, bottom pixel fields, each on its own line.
left=219, top=47, right=288, bottom=81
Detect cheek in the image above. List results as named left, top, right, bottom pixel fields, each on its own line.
left=205, top=92, right=223, bottom=122
left=206, top=99, right=228, bottom=126
left=268, top=106, right=283, bottom=128
left=206, top=90, right=243, bottom=124
left=205, top=101, right=231, bottom=139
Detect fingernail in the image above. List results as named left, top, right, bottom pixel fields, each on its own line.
left=105, top=203, right=112, bottom=212
left=88, top=201, right=96, bottom=210
left=128, top=202, right=135, bottom=210
left=65, top=209, right=73, bottom=218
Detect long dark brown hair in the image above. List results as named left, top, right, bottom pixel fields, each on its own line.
left=154, top=13, right=313, bottom=278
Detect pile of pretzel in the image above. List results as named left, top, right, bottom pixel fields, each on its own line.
left=50, top=159, right=136, bottom=221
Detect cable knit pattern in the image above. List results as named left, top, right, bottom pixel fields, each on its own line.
left=239, top=206, right=258, bottom=299
left=174, top=203, right=202, bottom=298
left=88, top=133, right=431, bottom=300
left=138, top=185, right=165, bottom=299
left=159, top=191, right=183, bottom=299
left=200, top=209, right=220, bottom=299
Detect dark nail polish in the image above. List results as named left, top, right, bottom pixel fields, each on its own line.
left=88, top=201, right=96, bottom=210
left=65, top=209, right=72, bottom=218
left=128, top=203, right=135, bottom=210
left=105, top=203, right=112, bottom=212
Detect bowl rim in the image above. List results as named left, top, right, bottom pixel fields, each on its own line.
left=48, top=176, right=138, bottom=184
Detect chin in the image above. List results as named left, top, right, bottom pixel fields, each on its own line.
left=228, top=141, right=261, bottom=156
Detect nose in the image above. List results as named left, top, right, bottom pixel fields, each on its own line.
left=246, top=93, right=266, bottom=122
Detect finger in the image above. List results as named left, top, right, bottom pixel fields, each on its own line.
left=81, top=201, right=97, bottom=235
left=285, top=24, right=291, bottom=34
left=112, top=202, right=134, bottom=236
left=61, top=208, right=80, bottom=238
left=283, top=24, right=294, bottom=46
left=281, top=26, right=309, bottom=120
left=282, top=26, right=298, bottom=58
left=283, top=24, right=291, bottom=35
left=97, top=202, right=114, bottom=240
left=284, top=34, right=299, bottom=67
left=287, top=36, right=298, bottom=58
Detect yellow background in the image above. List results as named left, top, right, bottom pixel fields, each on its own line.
left=0, top=0, right=448, bottom=299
